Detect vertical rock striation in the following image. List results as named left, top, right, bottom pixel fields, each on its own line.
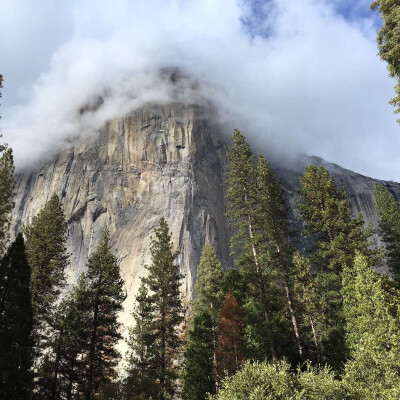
left=11, top=103, right=231, bottom=326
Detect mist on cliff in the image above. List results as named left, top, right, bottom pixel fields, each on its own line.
left=1, top=0, right=400, bottom=179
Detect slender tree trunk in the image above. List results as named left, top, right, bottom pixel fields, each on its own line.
left=51, top=327, right=63, bottom=400
left=211, top=303, right=219, bottom=394
left=309, top=315, right=321, bottom=361
left=247, top=212, right=277, bottom=360
left=273, top=235, right=304, bottom=359
left=284, top=282, right=304, bottom=357
left=160, top=300, right=166, bottom=400
left=86, top=277, right=101, bottom=400
left=66, top=377, right=73, bottom=400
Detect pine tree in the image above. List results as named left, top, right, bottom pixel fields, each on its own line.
left=59, top=276, right=91, bottom=400
left=226, top=129, right=277, bottom=360
left=37, top=275, right=91, bottom=400
left=370, top=0, right=400, bottom=120
left=193, top=241, right=224, bottom=323
left=255, top=155, right=303, bottom=359
left=216, top=292, right=244, bottom=378
left=82, top=230, right=125, bottom=400
left=299, top=165, right=372, bottom=275
left=140, top=217, right=184, bottom=400
left=187, top=242, right=224, bottom=394
left=182, top=312, right=214, bottom=400
left=125, top=283, right=160, bottom=400
left=374, top=183, right=400, bottom=280
left=0, top=145, right=14, bottom=254
left=0, top=75, right=15, bottom=255
left=343, top=253, right=400, bottom=399
left=298, top=165, right=373, bottom=369
left=25, top=194, right=69, bottom=358
left=0, top=234, right=33, bottom=399
left=291, top=251, right=323, bottom=362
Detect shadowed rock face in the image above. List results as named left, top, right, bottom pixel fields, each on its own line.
left=11, top=102, right=400, bottom=327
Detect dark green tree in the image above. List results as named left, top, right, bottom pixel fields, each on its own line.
left=221, top=268, right=248, bottom=307
left=0, top=75, right=15, bottom=255
left=125, top=283, right=160, bottom=400
left=35, top=275, right=91, bottom=400
left=291, top=251, right=324, bottom=362
left=256, top=155, right=303, bottom=359
left=299, top=165, right=371, bottom=275
left=343, top=253, right=400, bottom=399
left=188, top=242, right=224, bottom=394
left=374, top=183, right=400, bottom=280
left=226, top=129, right=277, bottom=360
left=82, top=229, right=125, bottom=400
left=370, top=0, right=400, bottom=120
left=0, top=146, right=14, bottom=254
left=25, top=194, right=69, bottom=358
left=298, top=165, right=373, bottom=369
left=0, top=234, right=33, bottom=399
left=193, top=241, right=224, bottom=323
left=182, top=312, right=214, bottom=400
left=141, top=217, right=184, bottom=400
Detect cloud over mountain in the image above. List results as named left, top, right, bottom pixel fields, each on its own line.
left=1, top=0, right=399, bottom=179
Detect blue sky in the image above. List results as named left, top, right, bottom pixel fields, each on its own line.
left=0, top=0, right=399, bottom=180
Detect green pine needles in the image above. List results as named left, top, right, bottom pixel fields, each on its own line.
left=126, top=217, right=184, bottom=400
left=374, top=183, right=400, bottom=280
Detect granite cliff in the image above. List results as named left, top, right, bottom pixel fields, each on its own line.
left=10, top=102, right=400, bottom=327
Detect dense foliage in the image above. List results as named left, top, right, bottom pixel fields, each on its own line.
left=374, top=183, right=400, bottom=280
left=126, top=218, right=183, bottom=400
left=371, top=0, right=400, bottom=117
left=0, top=234, right=33, bottom=399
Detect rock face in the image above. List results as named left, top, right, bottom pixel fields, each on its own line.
left=11, top=102, right=400, bottom=328
left=12, top=103, right=231, bottom=327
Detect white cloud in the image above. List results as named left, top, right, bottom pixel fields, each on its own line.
left=0, top=0, right=399, bottom=180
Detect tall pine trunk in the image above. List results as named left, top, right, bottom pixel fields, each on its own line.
left=247, top=212, right=277, bottom=360
left=50, top=327, right=64, bottom=400
left=284, top=282, right=304, bottom=357
left=86, top=277, right=101, bottom=400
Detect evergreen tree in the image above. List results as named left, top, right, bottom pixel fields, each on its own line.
left=343, top=253, right=400, bottom=399
left=291, top=251, right=323, bottom=362
left=256, top=155, right=303, bottom=359
left=0, top=145, right=14, bottom=254
left=216, top=292, right=244, bottom=378
left=370, top=0, right=400, bottom=120
left=186, top=242, right=224, bottom=394
left=125, top=283, right=160, bottom=400
left=299, top=165, right=371, bottom=275
left=82, top=229, right=125, bottom=400
left=193, top=241, right=224, bottom=323
left=298, top=165, right=372, bottom=369
left=221, top=268, right=248, bottom=309
left=226, top=129, right=277, bottom=360
left=182, top=312, right=214, bottom=400
left=0, top=75, right=15, bottom=255
left=374, top=183, right=400, bottom=280
left=36, top=275, right=91, bottom=400
left=25, top=194, right=69, bottom=357
left=140, top=217, right=184, bottom=400
left=0, top=234, right=33, bottom=399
